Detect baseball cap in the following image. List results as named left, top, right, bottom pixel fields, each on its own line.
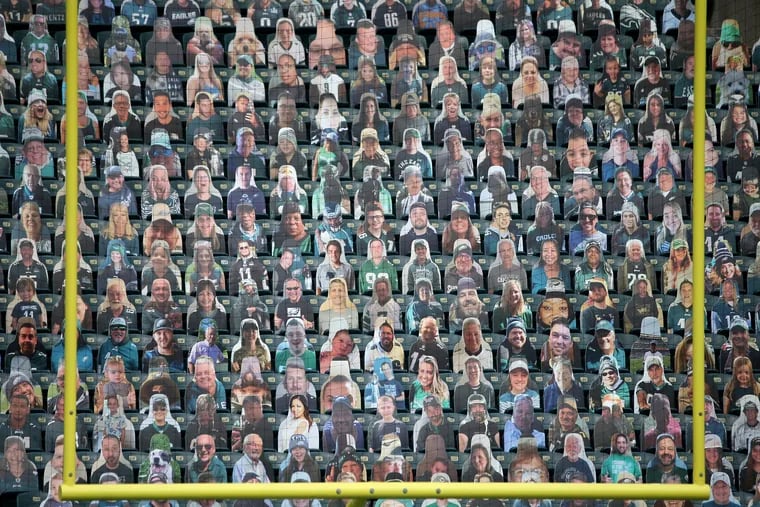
left=558, top=396, right=577, bottom=411
left=730, top=315, right=749, bottom=330
left=453, top=241, right=473, bottom=258
left=237, top=54, right=254, bottom=66
left=404, top=128, right=421, bottom=139
left=291, top=471, right=311, bottom=483
left=644, top=55, right=661, bottom=67
left=289, top=434, right=309, bottom=451
left=401, top=92, right=419, bottom=106
left=431, top=472, right=450, bottom=483
left=750, top=202, right=760, bottom=216
left=242, top=472, right=259, bottom=482
left=153, top=318, right=173, bottom=333
left=595, top=320, right=614, bottom=333
left=616, top=472, right=637, bottom=484
left=361, top=128, right=379, bottom=142
left=109, top=317, right=127, bottom=329
left=704, top=434, right=722, bottom=449
left=27, top=89, right=47, bottom=105
left=423, top=395, right=441, bottom=409
left=151, top=203, right=173, bottom=223
left=508, top=357, right=529, bottom=373
left=106, top=166, right=123, bottom=178
left=195, top=203, right=214, bottom=217
left=710, top=472, right=731, bottom=487
left=451, top=201, right=470, bottom=217
left=610, top=128, right=629, bottom=141
left=193, top=127, right=212, bottom=141
left=384, top=472, right=404, bottom=482
left=409, top=201, right=427, bottom=213
left=150, top=129, right=172, bottom=149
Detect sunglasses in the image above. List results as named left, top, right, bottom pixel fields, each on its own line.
left=580, top=214, right=597, bottom=221
left=199, top=444, right=214, bottom=451
left=150, top=148, right=173, bottom=158
left=601, top=371, right=616, bottom=377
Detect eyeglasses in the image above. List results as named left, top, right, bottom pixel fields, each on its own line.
left=30, top=58, right=44, bottom=63
left=580, top=214, right=597, bottom=221
left=367, top=215, right=383, bottom=220
left=199, top=444, right=214, bottom=451
left=285, top=286, right=300, bottom=291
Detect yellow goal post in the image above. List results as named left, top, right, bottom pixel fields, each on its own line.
left=60, top=0, right=711, bottom=501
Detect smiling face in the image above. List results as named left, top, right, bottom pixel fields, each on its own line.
left=195, top=434, right=216, bottom=464
left=20, top=203, right=41, bottom=235
left=509, top=367, right=528, bottom=392
left=732, top=103, right=747, bottom=125
left=102, top=437, right=121, bottom=469
left=286, top=323, right=306, bottom=353
left=513, top=397, right=534, bottom=431
left=521, top=60, right=538, bottom=86
left=540, top=240, right=558, bottom=266
left=615, top=169, right=632, bottom=193
left=656, top=436, right=675, bottom=466
left=549, top=323, right=572, bottom=358
left=332, top=331, right=354, bottom=357
left=451, top=212, right=469, bottom=235
left=417, top=360, right=434, bottom=388
left=566, top=138, right=592, bottom=170
left=290, top=396, right=306, bottom=418
left=194, top=361, right=216, bottom=392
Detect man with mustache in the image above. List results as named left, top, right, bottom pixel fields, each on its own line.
left=448, top=278, right=489, bottom=333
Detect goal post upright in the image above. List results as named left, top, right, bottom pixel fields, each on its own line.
left=61, top=0, right=711, bottom=501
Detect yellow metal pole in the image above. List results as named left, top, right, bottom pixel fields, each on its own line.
left=62, top=1, right=712, bottom=504
left=690, top=0, right=707, bottom=487
left=59, top=482, right=711, bottom=503
left=63, top=0, right=82, bottom=489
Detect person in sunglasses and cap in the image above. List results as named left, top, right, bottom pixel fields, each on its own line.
left=569, top=204, right=607, bottom=254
